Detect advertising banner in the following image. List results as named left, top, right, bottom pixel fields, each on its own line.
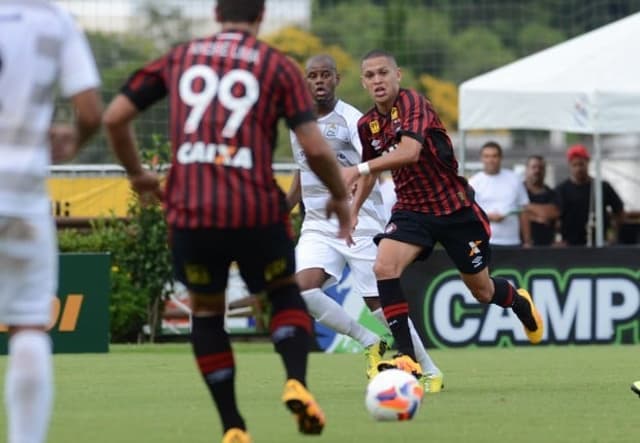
left=0, top=253, right=110, bottom=353
left=315, top=248, right=640, bottom=351
left=48, top=177, right=133, bottom=217
left=47, top=174, right=296, bottom=218
left=405, top=247, right=639, bottom=348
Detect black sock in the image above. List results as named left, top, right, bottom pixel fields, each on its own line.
left=268, top=283, right=311, bottom=385
left=377, top=278, right=415, bottom=361
left=190, top=315, right=245, bottom=433
left=491, top=278, right=537, bottom=331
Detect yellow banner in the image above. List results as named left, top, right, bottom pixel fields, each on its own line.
left=48, top=177, right=134, bottom=217
left=48, top=174, right=296, bottom=218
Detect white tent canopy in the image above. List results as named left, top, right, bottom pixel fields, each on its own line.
left=458, top=12, right=640, bottom=246
left=459, top=12, right=640, bottom=133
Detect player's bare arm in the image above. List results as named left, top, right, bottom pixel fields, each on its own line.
left=344, top=134, right=421, bottom=189
left=350, top=173, right=379, bottom=223
left=294, top=120, right=350, bottom=239
left=286, top=170, right=302, bottom=212
left=103, top=94, right=161, bottom=198
left=50, top=88, right=102, bottom=163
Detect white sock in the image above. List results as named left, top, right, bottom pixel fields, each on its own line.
left=301, top=288, right=379, bottom=347
left=373, top=308, right=441, bottom=375
left=5, top=330, right=53, bottom=443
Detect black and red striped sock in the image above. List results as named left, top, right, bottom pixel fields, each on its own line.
left=490, top=277, right=537, bottom=330
left=377, top=278, right=415, bottom=361
left=268, top=283, right=311, bottom=385
left=190, top=315, right=245, bottom=432
left=490, top=277, right=515, bottom=307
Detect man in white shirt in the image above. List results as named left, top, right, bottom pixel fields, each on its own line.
left=287, top=55, right=442, bottom=391
left=0, top=2, right=102, bottom=442
left=469, top=141, right=532, bottom=247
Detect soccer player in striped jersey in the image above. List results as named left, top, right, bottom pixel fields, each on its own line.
left=103, top=1, right=350, bottom=442
left=287, top=55, right=443, bottom=391
left=345, top=49, right=544, bottom=377
left=0, top=2, right=102, bottom=442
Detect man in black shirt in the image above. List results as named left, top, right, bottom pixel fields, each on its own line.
left=555, top=145, right=624, bottom=246
left=524, top=155, right=560, bottom=246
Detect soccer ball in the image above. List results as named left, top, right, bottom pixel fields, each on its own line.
left=365, top=369, right=424, bottom=421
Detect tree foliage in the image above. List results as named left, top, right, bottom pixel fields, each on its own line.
left=77, top=0, right=640, bottom=163
left=418, top=74, right=458, bottom=130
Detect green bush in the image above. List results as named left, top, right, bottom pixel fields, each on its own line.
left=58, top=203, right=172, bottom=343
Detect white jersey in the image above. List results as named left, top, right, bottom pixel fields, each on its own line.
left=0, top=0, right=100, bottom=216
left=290, top=100, right=386, bottom=237
left=469, top=169, right=530, bottom=246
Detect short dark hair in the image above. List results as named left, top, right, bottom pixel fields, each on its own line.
left=361, top=49, right=397, bottom=66
left=526, top=155, right=545, bottom=165
left=480, top=141, right=502, bottom=156
left=217, top=0, right=264, bottom=23
left=305, top=54, right=337, bottom=72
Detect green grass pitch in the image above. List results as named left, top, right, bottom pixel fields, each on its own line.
left=0, top=343, right=637, bottom=442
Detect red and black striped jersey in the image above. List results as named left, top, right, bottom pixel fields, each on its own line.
left=358, top=88, right=472, bottom=216
left=121, top=30, right=315, bottom=229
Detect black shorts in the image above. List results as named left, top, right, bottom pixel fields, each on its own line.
left=170, top=222, right=296, bottom=294
left=373, top=205, right=492, bottom=274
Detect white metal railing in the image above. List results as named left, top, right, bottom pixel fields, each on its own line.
left=49, top=163, right=299, bottom=176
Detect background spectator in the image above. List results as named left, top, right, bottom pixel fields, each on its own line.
left=523, top=155, right=561, bottom=246
left=555, top=144, right=624, bottom=246
left=469, top=141, right=531, bottom=247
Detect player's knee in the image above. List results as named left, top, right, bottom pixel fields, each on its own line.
left=295, top=269, right=327, bottom=291
left=373, top=261, right=402, bottom=280
left=190, top=293, right=226, bottom=315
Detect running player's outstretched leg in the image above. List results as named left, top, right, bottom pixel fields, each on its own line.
left=488, top=277, right=543, bottom=344
left=374, top=278, right=423, bottom=378
left=372, top=240, right=424, bottom=379
left=301, top=287, right=385, bottom=379
left=269, top=283, right=325, bottom=435
left=190, top=313, right=248, bottom=438
left=463, top=272, right=544, bottom=344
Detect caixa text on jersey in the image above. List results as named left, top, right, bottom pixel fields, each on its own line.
left=177, top=141, right=252, bottom=169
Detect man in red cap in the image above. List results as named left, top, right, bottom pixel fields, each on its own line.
left=555, top=144, right=624, bottom=246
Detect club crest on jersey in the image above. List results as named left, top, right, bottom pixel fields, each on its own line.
left=384, top=222, right=397, bottom=234
left=324, top=123, right=338, bottom=138
left=369, top=120, right=380, bottom=134
left=391, top=107, right=399, bottom=121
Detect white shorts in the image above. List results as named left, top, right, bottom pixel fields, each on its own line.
left=0, top=215, right=57, bottom=326
left=295, top=230, right=379, bottom=297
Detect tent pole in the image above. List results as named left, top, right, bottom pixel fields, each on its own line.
left=459, top=130, right=467, bottom=176
left=594, top=133, right=604, bottom=247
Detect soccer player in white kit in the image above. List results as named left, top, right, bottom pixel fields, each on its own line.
left=287, top=55, right=442, bottom=390
left=0, top=2, right=102, bottom=442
